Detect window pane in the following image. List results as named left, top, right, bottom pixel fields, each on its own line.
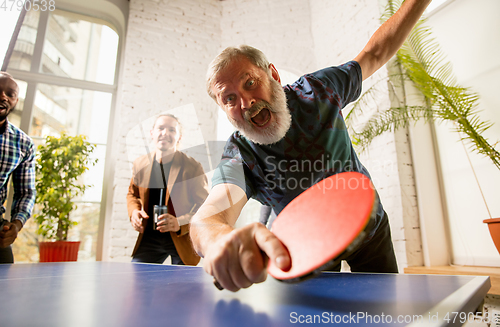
left=6, top=9, right=40, bottom=71
left=11, top=218, right=39, bottom=262
left=68, top=202, right=101, bottom=262
left=0, top=10, right=22, bottom=64
left=13, top=202, right=101, bottom=262
left=81, top=144, right=106, bottom=203
left=41, top=10, right=118, bottom=84
left=19, top=138, right=105, bottom=263
left=30, top=83, right=111, bottom=143
left=8, top=7, right=119, bottom=264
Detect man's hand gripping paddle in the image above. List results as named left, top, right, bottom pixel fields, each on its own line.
left=212, top=171, right=378, bottom=290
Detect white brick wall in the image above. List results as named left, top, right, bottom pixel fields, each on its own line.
left=219, top=0, right=315, bottom=76
left=106, top=0, right=422, bottom=269
left=310, top=0, right=382, bottom=68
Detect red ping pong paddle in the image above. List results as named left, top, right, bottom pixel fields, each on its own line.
left=212, top=171, right=378, bottom=290
left=267, top=171, right=378, bottom=282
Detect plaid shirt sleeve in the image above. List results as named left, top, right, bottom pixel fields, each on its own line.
left=10, top=137, right=36, bottom=225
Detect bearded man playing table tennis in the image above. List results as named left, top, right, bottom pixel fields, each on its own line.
left=191, top=0, right=432, bottom=292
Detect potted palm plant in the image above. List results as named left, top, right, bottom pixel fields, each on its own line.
left=346, top=0, right=500, bottom=253
left=34, top=133, right=97, bottom=262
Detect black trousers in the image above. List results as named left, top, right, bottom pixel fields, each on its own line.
left=132, top=233, right=184, bottom=265
left=326, top=211, right=399, bottom=273
left=0, top=245, right=14, bottom=264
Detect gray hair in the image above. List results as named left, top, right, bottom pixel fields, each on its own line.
left=206, top=45, right=271, bottom=101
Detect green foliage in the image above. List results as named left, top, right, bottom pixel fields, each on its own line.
left=346, top=0, right=500, bottom=170
left=34, top=133, right=98, bottom=241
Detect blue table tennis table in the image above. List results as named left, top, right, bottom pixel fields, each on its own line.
left=0, top=262, right=490, bottom=327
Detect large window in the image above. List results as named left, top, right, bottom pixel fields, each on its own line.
left=5, top=8, right=119, bottom=262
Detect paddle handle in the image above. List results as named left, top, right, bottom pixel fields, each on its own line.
left=213, top=278, right=224, bottom=291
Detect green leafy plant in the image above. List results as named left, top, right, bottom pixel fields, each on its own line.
left=346, top=0, right=500, bottom=169
left=34, top=134, right=98, bottom=241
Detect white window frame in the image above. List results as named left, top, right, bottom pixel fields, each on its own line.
left=6, top=1, right=128, bottom=261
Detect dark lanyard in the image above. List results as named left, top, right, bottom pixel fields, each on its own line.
left=159, top=158, right=168, bottom=206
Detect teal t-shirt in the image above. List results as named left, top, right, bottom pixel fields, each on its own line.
left=212, top=61, right=383, bottom=221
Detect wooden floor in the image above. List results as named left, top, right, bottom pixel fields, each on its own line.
left=405, top=265, right=500, bottom=295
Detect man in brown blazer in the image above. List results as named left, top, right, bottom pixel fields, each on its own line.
left=127, top=114, right=209, bottom=265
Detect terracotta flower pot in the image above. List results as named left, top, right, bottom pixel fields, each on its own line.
left=39, top=241, right=81, bottom=262
left=483, top=218, right=500, bottom=255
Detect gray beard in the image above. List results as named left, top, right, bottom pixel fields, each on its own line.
left=228, top=78, right=291, bottom=145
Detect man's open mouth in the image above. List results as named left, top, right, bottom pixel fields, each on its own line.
left=250, top=108, right=271, bottom=127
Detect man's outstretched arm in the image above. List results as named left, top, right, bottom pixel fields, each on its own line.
left=190, top=183, right=290, bottom=292
left=354, top=0, right=432, bottom=80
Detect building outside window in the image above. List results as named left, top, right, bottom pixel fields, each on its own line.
left=4, top=8, right=120, bottom=262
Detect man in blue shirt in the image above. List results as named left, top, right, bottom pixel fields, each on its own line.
left=0, top=72, right=36, bottom=264
left=191, top=0, right=432, bottom=292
